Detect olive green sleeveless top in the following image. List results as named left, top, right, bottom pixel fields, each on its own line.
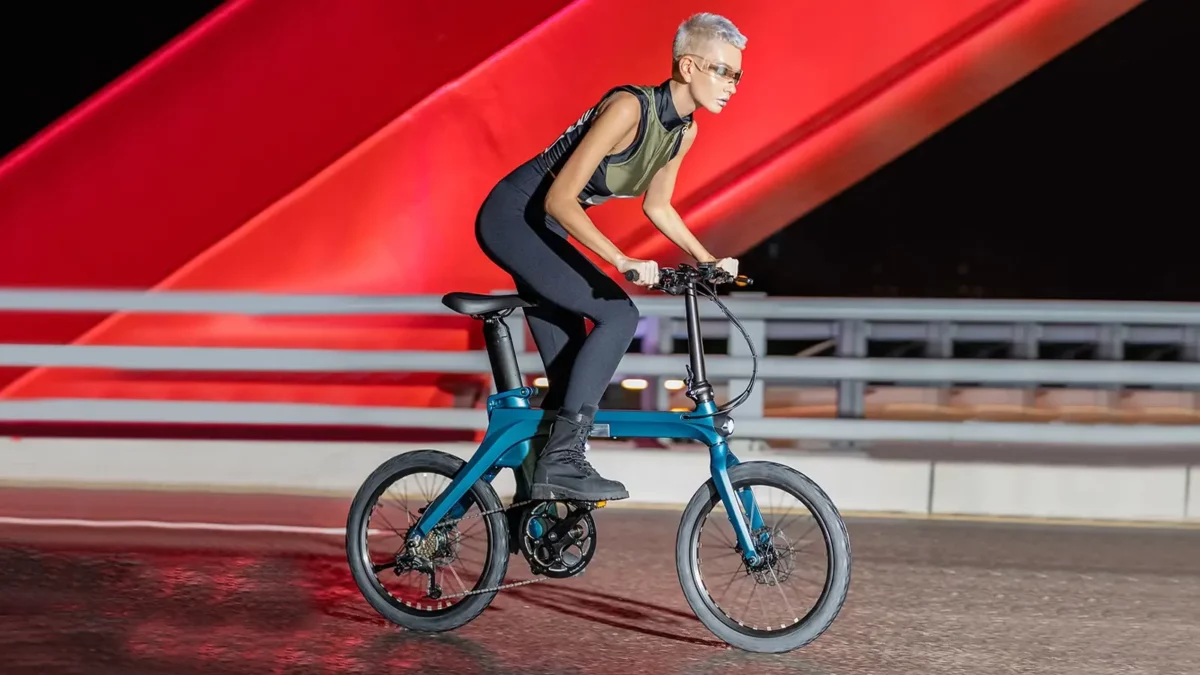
left=537, top=81, right=693, bottom=206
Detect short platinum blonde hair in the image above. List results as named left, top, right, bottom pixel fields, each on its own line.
left=672, top=13, right=747, bottom=60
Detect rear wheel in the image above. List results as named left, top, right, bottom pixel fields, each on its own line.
left=345, top=449, right=509, bottom=632
left=675, top=461, right=851, bottom=653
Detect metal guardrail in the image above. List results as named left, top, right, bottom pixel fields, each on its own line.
left=1, top=398, right=1198, bottom=446
left=4, top=288, right=1200, bottom=446
left=5, top=289, right=1200, bottom=323
left=5, top=345, right=1200, bottom=386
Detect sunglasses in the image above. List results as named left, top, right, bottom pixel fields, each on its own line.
left=683, top=54, right=743, bottom=85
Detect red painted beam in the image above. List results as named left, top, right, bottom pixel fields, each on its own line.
left=0, top=0, right=573, bottom=386
left=2, top=0, right=1144, bottom=411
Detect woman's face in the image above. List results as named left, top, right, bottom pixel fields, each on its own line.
left=682, top=41, right=743, bottom=114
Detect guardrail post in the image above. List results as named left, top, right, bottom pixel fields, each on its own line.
left=836, top=320, right=868, bottom=418
left=639, top=316, right=673, bottom=411
left=1185, top=326, right=1200, bottom=409
left=1184, top=326, right=1200, bottom=363
left=1097, top=323, right=1126, bottom=410
left=1013, top=323, right=1041, bottom=409
left=510, top=311, right=527, bottom=353
left=926, top=321, right=955, bottom=408
left=728, top=315, right=766, bottom=419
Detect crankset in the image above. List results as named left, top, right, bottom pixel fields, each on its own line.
left=388, top=498, right=604, bottom=601
left=519, top=501, right=599, bottom=579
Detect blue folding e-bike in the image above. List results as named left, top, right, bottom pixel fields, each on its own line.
left=345, top=263, right=851, bottom=653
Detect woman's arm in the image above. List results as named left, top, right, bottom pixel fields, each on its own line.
left=544, top=92, right=660, bottom=285
left=642, top=122, right=739, bottom=276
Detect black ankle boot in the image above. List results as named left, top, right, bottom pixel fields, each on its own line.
left=530, top=404, right=629, bottom=502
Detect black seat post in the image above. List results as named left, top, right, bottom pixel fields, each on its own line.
left=482, top=312, right=523, bottom=392
left=442, top=291, right=531, bottom=394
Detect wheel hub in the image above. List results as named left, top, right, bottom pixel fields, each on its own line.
left=747, top=530, right=796, bottom=585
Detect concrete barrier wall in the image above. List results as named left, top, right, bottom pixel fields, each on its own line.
left=1, top=438, right=1194, bottom=523
left=931, top=462, right=1189, bottom=522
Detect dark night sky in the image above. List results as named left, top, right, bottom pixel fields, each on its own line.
left=742, top=0, right=1196, bottom=301
left=0, top=1, right=1194, bottom=301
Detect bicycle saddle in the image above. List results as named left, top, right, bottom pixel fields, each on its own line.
left=441, top=292, right=532, bottom=316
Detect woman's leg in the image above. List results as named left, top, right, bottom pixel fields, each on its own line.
left=476, top=179, right=640, bottom=415
left=514, top=234, right=640, bottom=413
left=506, top=287, right=585, bottom=498
left=515, top=283, right=587, bottom=412
left=475, top=182, right=635, bottom=501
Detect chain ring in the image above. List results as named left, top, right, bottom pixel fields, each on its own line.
left=402, top=498, right=600, bottom=600
left=518, top=502, right=597, bottom=579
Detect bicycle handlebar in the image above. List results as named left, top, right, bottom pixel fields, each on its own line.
left=622, top=262, right=759, bottom=418
left=623, top=262, right=753, bottom=294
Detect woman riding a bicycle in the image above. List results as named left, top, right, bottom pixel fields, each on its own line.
left=474, top=12, right=748, bottom=503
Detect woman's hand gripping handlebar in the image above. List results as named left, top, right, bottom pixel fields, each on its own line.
left=616, top=257, right=660, bottom=287
left=624, top=262, right=754, bottom=294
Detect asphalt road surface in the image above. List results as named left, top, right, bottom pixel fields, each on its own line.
left=1, top=487, right=1198, bottom=674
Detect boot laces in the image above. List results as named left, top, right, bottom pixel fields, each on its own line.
left=563, top=426, right=597, bottom=475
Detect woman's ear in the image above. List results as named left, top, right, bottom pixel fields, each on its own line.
left=675, top=56, right=695, bottom=83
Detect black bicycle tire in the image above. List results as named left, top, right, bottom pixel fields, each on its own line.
left=345, top=449, right=509, bottom=632
left=675, top=460, right=852, bottom=653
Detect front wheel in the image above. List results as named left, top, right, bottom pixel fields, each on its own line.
left=345, top=449, right=509, bottom=632
left=675, top=461, right=851, bottom=653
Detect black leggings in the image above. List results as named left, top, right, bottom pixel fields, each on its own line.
left=475, top=161, right=640, bottom=414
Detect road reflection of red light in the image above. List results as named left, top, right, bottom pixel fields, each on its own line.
left=0, top=543, right=459, bottom=673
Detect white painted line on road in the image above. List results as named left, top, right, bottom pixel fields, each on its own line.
left=0, top=516, right=349, bottom=536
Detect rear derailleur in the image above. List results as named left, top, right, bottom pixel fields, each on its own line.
left=390, top=522, right=457, bottom=600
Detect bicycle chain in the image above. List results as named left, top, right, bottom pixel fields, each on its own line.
left=437, top=574, right=549, bottom=599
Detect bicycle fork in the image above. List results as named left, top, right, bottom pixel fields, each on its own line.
left=710, top=442, right=766, bottom=567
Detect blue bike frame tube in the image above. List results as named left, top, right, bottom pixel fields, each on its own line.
left=416, top=387, right=536, bottom=532
left=412, top=415, right=536, bottom=538
left=414, top=407, right=711, bottom=535
left=412, top=400, right=762, bottom=565
left=707, top=441, right=762, bottom=565
left=726, top=451, right=766, bottom=535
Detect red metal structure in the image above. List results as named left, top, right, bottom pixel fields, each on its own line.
left=0, top=0, right=1144, bottom=410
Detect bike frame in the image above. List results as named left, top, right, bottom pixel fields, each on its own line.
left=409, top=277, right=766, bottom=566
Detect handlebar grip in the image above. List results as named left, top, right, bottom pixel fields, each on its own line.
left=624, top=270, right=639, bottom=282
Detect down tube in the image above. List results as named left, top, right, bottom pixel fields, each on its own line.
left=710, top=443, right=761, bottom=563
